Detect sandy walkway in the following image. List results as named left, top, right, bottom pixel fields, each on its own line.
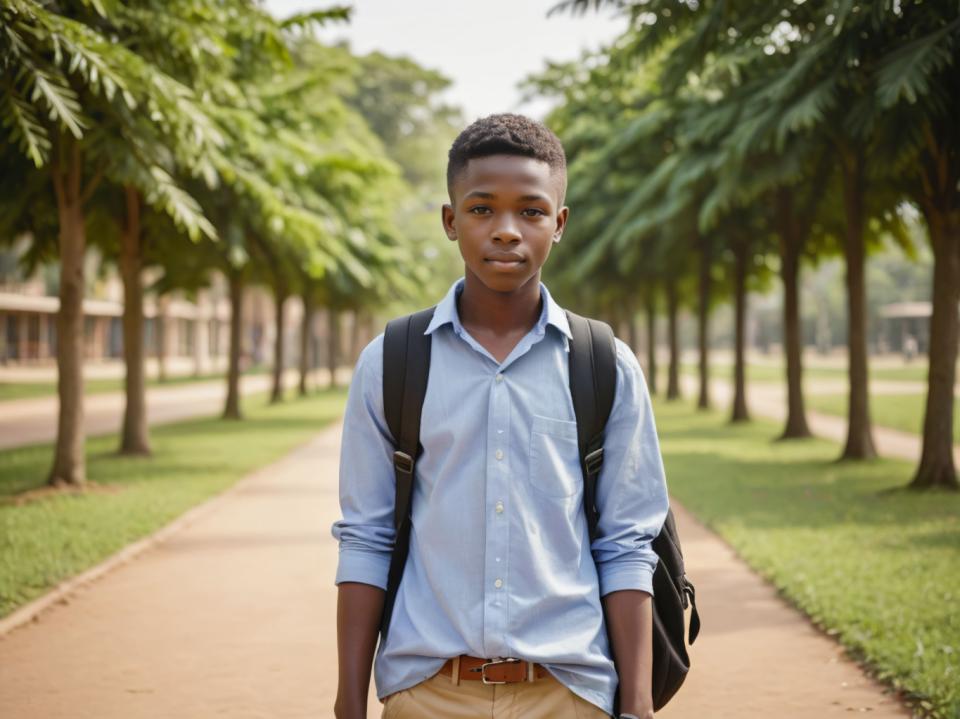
left=0, top=422, right=911, bottom=718
left=658, top=501, right=908, bottom=718
left=0, top=422, right=361, bottom=718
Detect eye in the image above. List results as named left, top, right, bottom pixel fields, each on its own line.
left=521, top=208, right=546, bottom=217
left=468, top=205, right=491, bottom=215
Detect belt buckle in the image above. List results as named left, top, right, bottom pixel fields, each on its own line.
left=479, top=657, right=522, bottom=685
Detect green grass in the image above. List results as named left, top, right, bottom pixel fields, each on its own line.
left=678, top=361, right=935, bottom=385
left=0, top=388, right=347, bottom=618
left=805, top=393, right=960, bottom=442
left=0, top=366, right=270, bottom=402
left=657, top=401, right=960, bottom=718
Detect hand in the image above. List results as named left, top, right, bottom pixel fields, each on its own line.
left=619, top=687, right=655, bottom=718
left=619, top=710, right=655, bottom=719
left=333, top=695, right=366, bottom=719
left=618, top=701, right=655, bottom=719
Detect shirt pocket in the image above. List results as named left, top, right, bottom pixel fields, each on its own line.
left=528, top=414, right=582, bottom=498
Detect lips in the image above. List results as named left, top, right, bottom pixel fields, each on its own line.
left=484, top=252, right=525, bottom=265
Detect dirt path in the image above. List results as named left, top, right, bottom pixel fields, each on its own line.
left=658, top=501, right=908, bottom=718
left=0, top=422, right=912, bottom=718
left=0, top=422, right=361, bottom=718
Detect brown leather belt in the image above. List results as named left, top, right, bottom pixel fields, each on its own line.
left=439, top=655, right=549, bottom=684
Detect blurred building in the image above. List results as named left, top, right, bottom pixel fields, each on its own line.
left=877, top=301, right=932, bottom=355
left=0, top=245, right=332, bottom=377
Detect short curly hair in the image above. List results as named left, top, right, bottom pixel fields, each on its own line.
left=446, top=113, right=567, bottom=201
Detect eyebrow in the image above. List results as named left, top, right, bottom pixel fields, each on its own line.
left=463, top=191, right=551, bottom=202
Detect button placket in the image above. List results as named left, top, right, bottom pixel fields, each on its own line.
left=482, top=365, right=510, bottom=658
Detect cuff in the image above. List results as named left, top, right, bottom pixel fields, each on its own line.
left=335, top=547, right=391, bottom=590
left=597, top=557, right=658, bottom=598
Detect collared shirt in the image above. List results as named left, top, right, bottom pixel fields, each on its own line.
left=331, top=278, right=670, bottom=715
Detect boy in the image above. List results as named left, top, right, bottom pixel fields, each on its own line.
left=332, top=114, right=669, bottom=719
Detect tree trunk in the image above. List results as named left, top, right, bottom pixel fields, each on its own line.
left=347, top=309, right=361, bottom=365
left=645, top=289, right=658, bottom=396
left=155, top=296, right=168, bottom=383
left=666, top=276, right=681, bottom=401
left=119, top=186, right=150, bottom=455
left=776, top=190, right=813, bottom=439
left=298, top=292, right=313, bottom=397
left=911, top=205, right=959, bottom=489
left=697, top=231, right=712, bottom=410
left=627, top=310, right=639, bottom=358
left=328, top=309, right=340, bottom=389
left=223, top=270, right=243, bottom=420
left=48, top=142, right=87, bottom=487
left=731, top=238, right=750, bottom=423
left=839, top=150, right=877, bottom=459
left=192, top=317, right=204, bottom=378
left=270, top=285, right=287, bottom=404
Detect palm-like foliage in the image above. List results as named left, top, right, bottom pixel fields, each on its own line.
left=1, top=0, right=221, bottom=237
left=1, top=0, right=229, bottom=485
left=555, top=0, right=959, bottom=486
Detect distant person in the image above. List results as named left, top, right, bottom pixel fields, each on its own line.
left=903, top=334, right=918, bottom=363
left=332, top=114, right=669, bottom=719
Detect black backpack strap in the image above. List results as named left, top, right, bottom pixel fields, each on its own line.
left=567, top=312, right=700, bottom=711
left=380, top=306, right=435, bottom=638
left=565, top=310, right=617, bottom=540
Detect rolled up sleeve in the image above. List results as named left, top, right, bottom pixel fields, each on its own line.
left=331, top=334, right=396, bottom=590
left=591, top=338, right=670, bottom=597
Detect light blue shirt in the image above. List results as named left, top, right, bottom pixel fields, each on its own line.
left=332, top=278, right=670, bottom=715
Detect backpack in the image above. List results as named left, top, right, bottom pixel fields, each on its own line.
left=379, top=306, right=701, bottom=712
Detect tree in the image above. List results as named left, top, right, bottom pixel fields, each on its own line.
left=872, top=5, right=960, bottom=489
left=100, top=0, right=249, bottom=454
left=1, top=0, right=217, bottom=484
left=557, top=0, right=926, bottom=462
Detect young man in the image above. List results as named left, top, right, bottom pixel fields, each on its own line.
left=332, top=114, right=669, bottom=719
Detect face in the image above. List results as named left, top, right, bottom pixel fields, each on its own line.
left=442, top=154, right=568, bottom=294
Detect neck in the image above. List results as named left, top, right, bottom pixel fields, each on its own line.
left=458, top=269, right=543, bottom=336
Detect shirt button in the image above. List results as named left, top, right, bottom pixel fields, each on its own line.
left=495, top=449, right=504, bottom=461
left=494, top=578, right=503, bottom=589
left=495, top=501, right=504, bottom=514
left=495, top=373, right=504, bottom=383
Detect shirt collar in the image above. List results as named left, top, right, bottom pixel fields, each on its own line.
left=424, top=277, right=573, bottom=340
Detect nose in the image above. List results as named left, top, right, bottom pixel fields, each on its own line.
left=491, top=215, right=521, bottom=243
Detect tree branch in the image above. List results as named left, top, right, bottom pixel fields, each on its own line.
left=80, top=165, right=106, bottom=206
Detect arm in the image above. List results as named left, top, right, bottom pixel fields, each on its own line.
left=602, top=590, right=655, bottom=719
left=591, top=339, right=670, bottom=718
left=334, top=582, right=385, bottom=719
left=330, top=336, right=397, bottom=718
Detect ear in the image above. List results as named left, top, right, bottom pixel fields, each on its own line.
left=552, top=206, right=569, bottom=243
left=441, top=203, right=457, bottom=241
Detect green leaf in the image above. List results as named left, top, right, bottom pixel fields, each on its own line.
left=875, top=19, right=960, bottom=108
left=279, top=7, right=351, bottom=31
left=775, top=76, right=837, bottom=147
left=29, top=68, right=85, bottom=138
left=1, top=87, right=51, bottom=167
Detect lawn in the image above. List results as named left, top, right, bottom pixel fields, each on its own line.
left=656, top=401, right=960, bottom=718
left=0, top=366, right=269, bottom=402
left=805, top=392, right=960, bottom=442
left=677, top=361, right=936, bottom=385
left=0, top=388, right=347, bottom=619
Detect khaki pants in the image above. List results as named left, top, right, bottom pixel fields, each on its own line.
left=381, top=668, right=610, bottom=719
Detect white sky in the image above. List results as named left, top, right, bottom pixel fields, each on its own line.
left=264, top=0, right=627, bottom=121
